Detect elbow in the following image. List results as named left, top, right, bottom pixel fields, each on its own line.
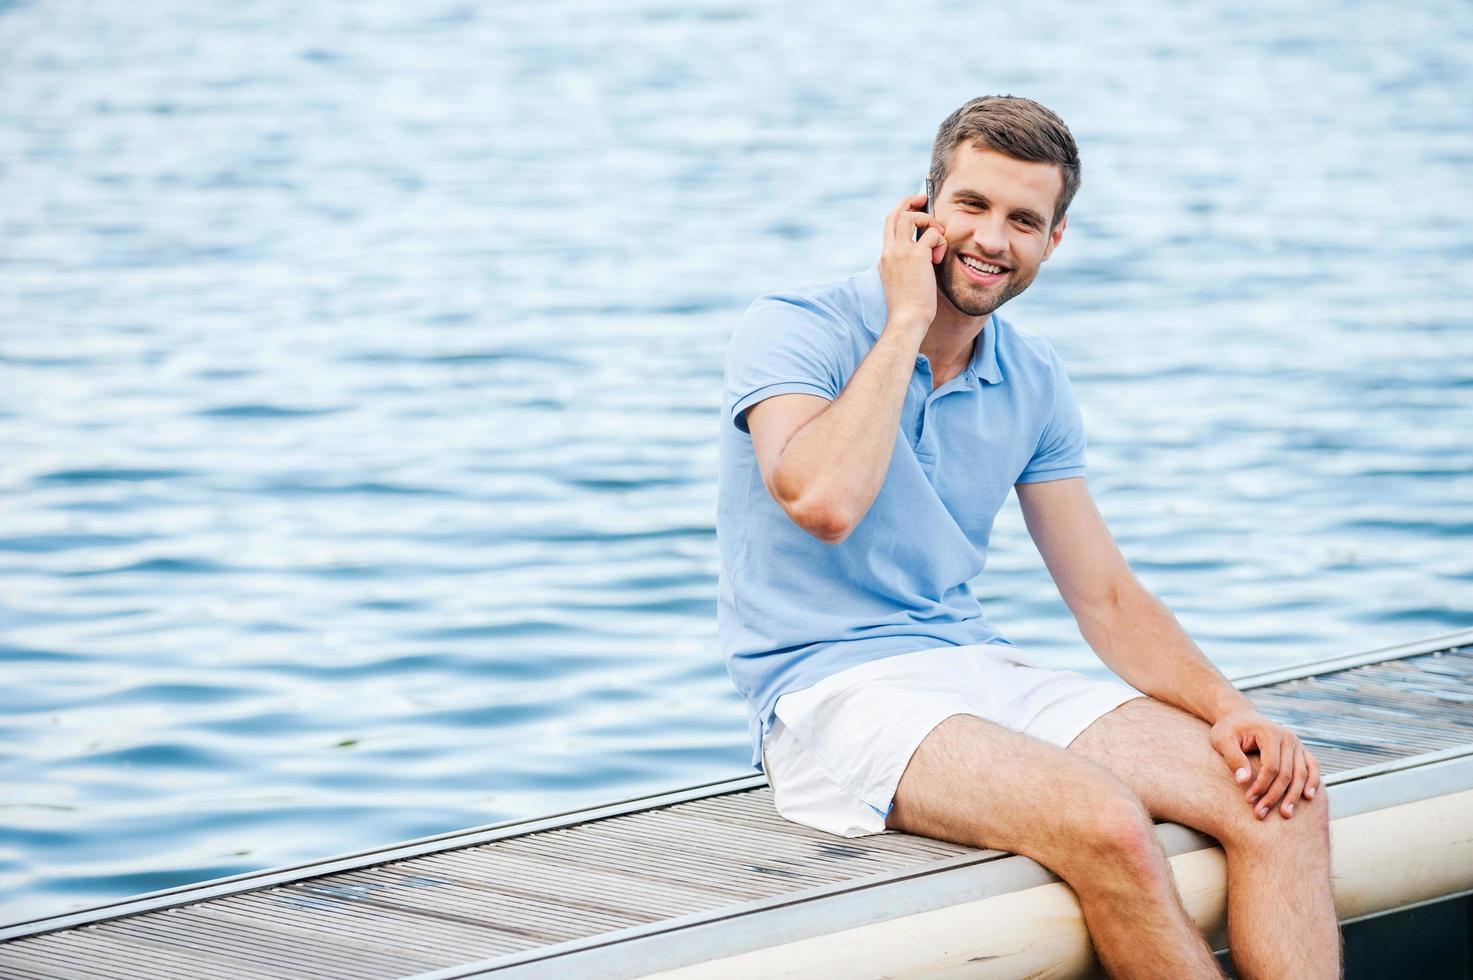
left=805, top=507, right=856, bottom=545
left=771, top=459, right=857, bottom=544
left=788, top=496, right=857, bottom=545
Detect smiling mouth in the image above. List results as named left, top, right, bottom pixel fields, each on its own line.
left=959, top=254, right=1008, bottom=279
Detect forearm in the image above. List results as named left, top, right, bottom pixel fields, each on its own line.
left=773, top=315, right=926, bottom=540
left=1076, top=578, right=1253, bottom=725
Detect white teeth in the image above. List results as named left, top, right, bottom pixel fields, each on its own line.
left=961, top=256, right=1003, bottom=274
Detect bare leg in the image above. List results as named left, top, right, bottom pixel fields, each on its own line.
left=1068, top=697, right=1340, bottom=979
left=885, top=712, right=1221, bottom=978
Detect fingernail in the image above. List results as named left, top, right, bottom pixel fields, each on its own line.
left=1306, top=785, right=1316, bottom=799
left=1235, top=767, right=1249, bottom=782
left=1285, top=803, right=1294, bottom=816
left=1257, top=806, right=1268, bottom=818
left=1247, top=794, right=1260, bottom=804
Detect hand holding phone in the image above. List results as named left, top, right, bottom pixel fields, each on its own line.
left=883, top=182, right=943, bottom=332
left=912, top=179, right=934, bottom=243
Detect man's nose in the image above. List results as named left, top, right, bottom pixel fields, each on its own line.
left=972, top=217, right=1009, bottom=257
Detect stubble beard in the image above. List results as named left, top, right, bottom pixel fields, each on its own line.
left=936, top=253, right=1037, bottom=318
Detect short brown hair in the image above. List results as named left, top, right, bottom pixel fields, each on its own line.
left=929, top=95, right=1081, bottom=228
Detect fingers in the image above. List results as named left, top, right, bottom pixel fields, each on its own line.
left=886, top=214, right=948, bottom=257
left=1281, top=741, right=1310, bottom=818
left=885, top=193, right=928, bottom=239
left=884, top=199, right=901, bottom=242
left=1244, top=731, right=1280, bottom=815
left=1215, top=733, right=1253, bottom=787
left=1233, top=724, right=1318, bottom=820
left=901, top=210, right=945, bottom=235
left=879, top=192, right=945, bottom=326
left=1243, top=726, right=1277, bottom=804
left=1257, top=735, right=1296, bottom=820
left=916, top=226, right=945, bottom=251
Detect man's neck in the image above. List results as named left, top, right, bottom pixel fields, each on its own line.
left=919, top=297, right=987, bottom=385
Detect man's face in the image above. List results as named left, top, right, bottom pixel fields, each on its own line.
left=933, top=144, right=1068, bottom=318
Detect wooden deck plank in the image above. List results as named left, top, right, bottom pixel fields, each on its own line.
left=335, top=866, right=655, bottom=937
left=277, top=880, right=572, bottom=944
left=211, top=894, right=496, bottom=960
left=671, top=800, right=971, bottom=860
left=494, top=832, right=801, bottom=899
left=0, top=940, right=143, bottom=980
left=523, top=822, right=840, bottom=892
left=1251, top=695, right=1472, bottom=752
left=670, top=794, right=971, bottom=859
left=409, top=850, right=732, bottom=917
left=1253, top=679, right=1473, bottom=734
left=1271, top=675, right=1473, bottom=718
left=181, top=901, right=462, bottom=971
left=19, top=928, right=293, bottom=980
left=347, top=866, right=665, bottom=925
left=1251, top=703, right=1463, bottom=747
left=596, top=809, right=923, bottom=879
left=621, top=806, right=925, bottom=868
left=0, top=949, right=87, bottom=980
left=221, top=890, right=527, bottom=958
left=98, top=909, right=412, bottom=979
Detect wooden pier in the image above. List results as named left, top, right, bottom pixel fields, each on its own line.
left=4, top=629, right=1472, bottom=978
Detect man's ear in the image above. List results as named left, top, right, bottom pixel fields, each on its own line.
left=1042, top=213, right=1067, bottom=261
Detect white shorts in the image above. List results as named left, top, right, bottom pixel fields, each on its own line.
left=761, top=641, right=1144, bottom=838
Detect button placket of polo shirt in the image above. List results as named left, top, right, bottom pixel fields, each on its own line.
left=914, top=373, right=973, bottom=462
left=915, top=405, right=935, bottom=460
left=906, top=363, right=932, bottom=453
left=914, top=402, right=936, bottom=461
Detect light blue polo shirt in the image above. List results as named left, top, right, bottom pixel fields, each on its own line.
left=716, top=262, right=1089, bottom=772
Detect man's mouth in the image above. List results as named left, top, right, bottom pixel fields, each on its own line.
left=958, top=254, right=1008, bottom=283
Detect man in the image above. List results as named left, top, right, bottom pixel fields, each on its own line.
left=715, top=96, right=1338, bottom=978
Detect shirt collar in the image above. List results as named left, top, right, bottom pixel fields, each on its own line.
left=858, top=261, right=1004, bottom=385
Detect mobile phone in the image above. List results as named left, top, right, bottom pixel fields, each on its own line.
left=913, top=179, right=934, bottom=242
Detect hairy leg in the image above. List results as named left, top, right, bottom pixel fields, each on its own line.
left=885, top=712, right=1221, bottom=978
left=1068, top=697, right=1339, bottom=980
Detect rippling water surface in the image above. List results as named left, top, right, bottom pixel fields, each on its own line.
left=3, top=0, right=1471, bottom=924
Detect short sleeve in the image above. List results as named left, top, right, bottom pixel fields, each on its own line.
left=1016, top=345, right=1088, bottom=483
left=725, top=297, right=843, bottom=434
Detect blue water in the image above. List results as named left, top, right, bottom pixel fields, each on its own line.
left=3, top=0, right=1471, bottom=925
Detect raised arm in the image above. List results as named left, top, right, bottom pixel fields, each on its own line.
left=744, top=193, right=945, bottom=543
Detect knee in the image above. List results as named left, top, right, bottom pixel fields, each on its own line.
left=1065, top=791, right=1165, bottom=885
left=1091, top=793, right=1162, bottom=862
left=1221, top=784, right=1331, bottom=863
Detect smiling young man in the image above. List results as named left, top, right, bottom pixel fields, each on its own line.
left=715, top=96, right=1339, bottom=978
